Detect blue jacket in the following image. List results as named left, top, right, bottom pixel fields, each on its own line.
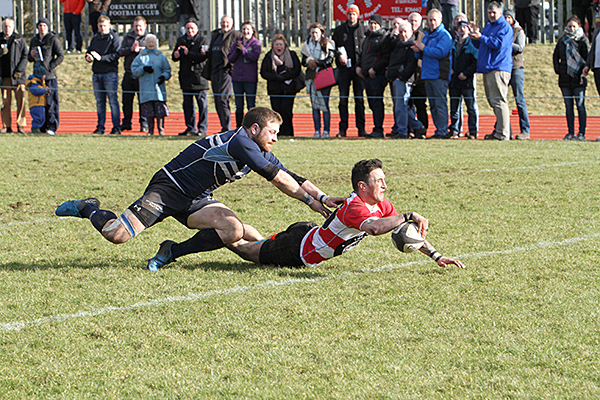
left=417, top=23, right=452, bottom=81
left=474, top=16, right=513, bottom=74
left=131, top=48, right=171, bottom=104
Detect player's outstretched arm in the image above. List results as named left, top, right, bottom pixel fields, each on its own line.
left=300, top=180, right=345, bottom=209
left=419, top=240, right=466, bottom=269
left=362, top=212, right=424, bottom=236
left=270, top=170, right=332, bottom=217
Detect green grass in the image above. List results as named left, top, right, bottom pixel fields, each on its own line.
left=25, top=42, right=600, bottom=116
left=1, top=135, right=600, bottom=398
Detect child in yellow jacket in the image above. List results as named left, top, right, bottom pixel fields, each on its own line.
left=26, top=64, right=48, bottom=134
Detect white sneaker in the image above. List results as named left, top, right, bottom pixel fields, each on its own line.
left=322, top=131, right=330, bottom=138
left=313, top=131, right=321, bottom=138
left=46, top=130, right=55, bottom=136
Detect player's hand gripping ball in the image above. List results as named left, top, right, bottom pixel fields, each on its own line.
left=391, top=221, right=425, bottom=253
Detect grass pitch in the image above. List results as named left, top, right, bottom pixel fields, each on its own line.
left=1, top=134, right=600, bottom=398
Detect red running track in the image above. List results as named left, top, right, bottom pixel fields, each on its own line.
left=11, top=111, right=600, bottom=140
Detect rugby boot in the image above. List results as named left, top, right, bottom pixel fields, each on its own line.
left=147, top=240, right=176, bottom=271
left=55, top=198, right=100, bottom=218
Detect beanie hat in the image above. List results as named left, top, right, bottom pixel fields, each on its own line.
left=503, top=9, right=516, bottom=21
left=369, top=14, right=383, bottom=26
left=185, top=18, right=199, bottom=27
left=33, top=63, right=47, bottom=79
left=347, top=5, right=360, bottom=16
left=37, top=18, right=51, bottom=29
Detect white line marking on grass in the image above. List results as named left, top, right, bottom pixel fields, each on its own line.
left=2, top=233, right=598, bottom=333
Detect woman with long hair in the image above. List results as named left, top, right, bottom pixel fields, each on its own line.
left=260, top=34, right=302, bottom=136
left=553, top=16, right=590, bottom=141
left=228, top=21, right=262, bottom=128
left=301, top=22, right=335, bottom=138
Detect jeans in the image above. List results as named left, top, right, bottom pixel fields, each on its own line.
left=93, top=72, right=121, bottom=132
left=182, top=89, right=208, bottom=134
left=392, top=80, right=423, bottom=136
left=337, top=66, right=365, bottom=133
left=424, top=79, right=449, bottom=136
left=449, top=86, right=478, bottom=135
left=121, top=71, right=147, bottom=129
left=63, top=13, right=82, bottom=51
left=509, top=68, right=530, bottom=134
left=312, top=85, right=331, bottom=133
left=364, top=74, right=387, bottom=134
left=232, top=81, right=257, bottom=127
left=560, top=86, right=586, bottom=135
left=44, top=78, right=60, bottom=132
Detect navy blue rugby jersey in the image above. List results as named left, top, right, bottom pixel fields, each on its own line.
left=162, top=128, right=289, bottom=199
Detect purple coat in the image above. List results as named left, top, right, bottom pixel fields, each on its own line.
left=227, top=36, right=261, bottom=82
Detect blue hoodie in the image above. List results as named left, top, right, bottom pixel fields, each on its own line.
left=474, top=15, right=513, bottom=74
left=417, top=23, right=453, bottom=81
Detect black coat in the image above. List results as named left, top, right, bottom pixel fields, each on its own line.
left=173, top=32, right=209, bottom=91
left=201, top=28, right=242, bottom=80
left=86, top=30, right=121, bottom=74
left=0, top=32, right=28, bottom=85
left=260, top=49, right=301, bottom=95
left=28, top=32, right=64, bottom=80
left=358, top=28, right=389, bottom=75
left=386, top=35, right=417, bottom=83
left=553, top=34, right=589, bottom=88
left=120, top=30, right=147, bottom=72
left=332, top=21, right=366, bottom=68
left=450, top=38, right=478, bottom=89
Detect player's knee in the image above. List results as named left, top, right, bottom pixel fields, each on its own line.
left=219, top=220, right=244, bottom=244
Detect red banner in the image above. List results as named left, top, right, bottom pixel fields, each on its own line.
left=333, top=0, right=426, bottom=21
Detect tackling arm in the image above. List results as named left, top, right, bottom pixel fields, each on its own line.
left=270, top=170, right=332, bottom=217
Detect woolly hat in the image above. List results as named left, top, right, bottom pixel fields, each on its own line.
left=185, top=18, right=199, bottom=27
left=369, top=14, right=383, bottom=26
left=347, top=5, right=360, bottom=16
left=37, top=18, right=50, bottom=28
left=33, top=63, right=47, bottom=79
left=503, top=9, right=516, bottom=21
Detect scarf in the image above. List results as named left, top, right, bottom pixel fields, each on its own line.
left=563, top=27, right=585, bottom=78
left=301, top=37, right=332, bottom=111
left=271, top=47, right=294, bottom=72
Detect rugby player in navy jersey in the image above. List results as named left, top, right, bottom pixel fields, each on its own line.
left=55, top=107, right=345, bottom=270
left=225, top=159, right=465, bottom=269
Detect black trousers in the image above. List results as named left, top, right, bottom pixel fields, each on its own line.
left=574, top=3, right=595, bottom=37
left=182, top=89, right=208, bottom=134
left=516, top=6, right=539, bottom=43
left=364, top=74, right=387, bottom=134
left=270, top=94, right=295, bottom=136
left=336, top=66, right=365, bottom=133
left=408, top=81, right=428, bottom=131
left=121, top=72, right=147, bottom=129
left=211, top=69, right=233, bottom=133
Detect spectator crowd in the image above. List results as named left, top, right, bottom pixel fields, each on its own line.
left=0, top=1, right=599, bottom=141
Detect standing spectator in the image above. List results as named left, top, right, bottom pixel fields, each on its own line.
left=119, top=16, right=148, bottom=132
left=173, top=19, right=209, bottom=137
left=386, top=20, right=426, bottom=139
left=357, top=14, right=388, bottom=139
left=407, top=12, right=428, bottom=137
left=554, top=16, right=589, bottom=141
left=301, top=22, right=335, bottom=138
left=584, top=23, right=600, bottom=125
left=449, top=20, right=479, bottom=139
left=514, top=0, right=540, bottom=44
left=469, top=2, right=513, bottom=141
left=28, top=18, right=64, bottom=136
left=260, top=34, right=302, bottom=136
left=0, top=18, right=28, bottom=134
left=412, top=9, right=453, bottom=139
left=332, top=4, right=367, bottom=137
left=202, top=15, right=242, bottom=133
left=504, top=9, right=531, bottom=140
left=228, top=21, right=261, bottom=128
left=61, top=0, right=85, bottom=54
left=573, top=0, right=595, bottom=38
left=88, top=0, right=111, bottom=35
left=26, top=64, right=48, bottom=133
left=131, top=35, right=171, bottom=136
left=176, top=0, right=201, bottom=36
left=85, top=15, right=121, bottom=135
left=441, top=0, right=459, bottom=33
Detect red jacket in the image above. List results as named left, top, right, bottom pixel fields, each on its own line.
left=61, top=0, right=85, bottom=15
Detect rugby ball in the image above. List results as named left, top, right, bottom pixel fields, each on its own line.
left=391, top=221, right=425, bottom=253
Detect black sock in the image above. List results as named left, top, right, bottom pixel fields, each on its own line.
left=89, top=209, right=117, bottom=233
left=79, top=203, right=99, bottom=219
left=171, top=229, right=225, bottom=259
